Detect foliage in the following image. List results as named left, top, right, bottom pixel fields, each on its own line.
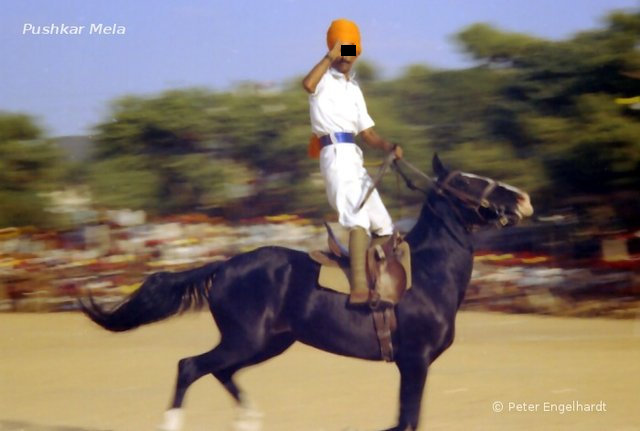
left=0, top=114, right=66, bottom=227
left=440, top=10, right=640, bottom=212
left=89, top=87, right=317, bottom=215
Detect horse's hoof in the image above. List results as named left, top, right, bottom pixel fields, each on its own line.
left=157, top=408, right=184, bottom=431
left=232, top=406, right=263, bottom=431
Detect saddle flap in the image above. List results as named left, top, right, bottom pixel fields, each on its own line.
left=367, top=234, right=411, bottom=305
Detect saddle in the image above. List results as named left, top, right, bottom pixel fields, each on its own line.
left=309, top=224, right=411, bottom=362
left=309, top=223, right=412, bottom=308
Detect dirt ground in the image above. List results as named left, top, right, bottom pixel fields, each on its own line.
left=1, top=311, right=638, bottom=431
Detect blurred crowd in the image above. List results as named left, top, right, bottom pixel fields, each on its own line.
left=0, top=210, right=325, bottom=312
left=466, top=255, right=640, bottom=319
left=0, top=209, right=638, bottom=318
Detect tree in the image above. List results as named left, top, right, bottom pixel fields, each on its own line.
left=455, top=23, right=543, bottom=67
left=0, top=113, right=66, bottom=227
left=354, top=60, right=380, bottom=86
left=90, top=90, right=260, bottom=215
left=90, top=86, right=326, bottom=217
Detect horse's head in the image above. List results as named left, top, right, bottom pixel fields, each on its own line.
left=431, top=154, right=533, bottom=228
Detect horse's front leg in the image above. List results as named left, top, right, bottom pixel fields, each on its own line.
left=387, top=356, right=429, bottom=431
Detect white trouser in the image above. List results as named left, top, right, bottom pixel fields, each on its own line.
left=319, top=143, right=394, bottom=236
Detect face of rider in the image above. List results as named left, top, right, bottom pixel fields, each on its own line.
left=331, top=43, right=358, bottom=75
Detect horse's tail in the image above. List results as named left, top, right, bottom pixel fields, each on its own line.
left=79, top=261, right=224, bottom=332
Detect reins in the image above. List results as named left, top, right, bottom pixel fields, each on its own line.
left=357, top=152, right=397, bottom=211
left=392, top=158, right=432, bottom=194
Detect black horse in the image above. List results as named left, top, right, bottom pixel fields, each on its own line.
left=80, top=155, right=533, bottom=431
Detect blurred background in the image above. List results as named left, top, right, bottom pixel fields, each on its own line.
left=0, top=0, right=638, bottom=317
left=1, top=2, right=639, bottom=431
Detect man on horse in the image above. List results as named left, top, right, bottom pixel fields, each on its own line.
left=302, top=18, right=404, bottom=305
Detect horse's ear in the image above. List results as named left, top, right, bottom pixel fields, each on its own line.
left=432, top=153, right=447, bottom=178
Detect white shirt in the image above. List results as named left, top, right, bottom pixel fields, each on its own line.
left=308, top=67, right=375, bottom=137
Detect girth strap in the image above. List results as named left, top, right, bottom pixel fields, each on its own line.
left=372, top=308, right=397, bottom=362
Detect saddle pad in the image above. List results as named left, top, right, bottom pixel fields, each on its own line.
left=318, top=265, right=351, bottom=294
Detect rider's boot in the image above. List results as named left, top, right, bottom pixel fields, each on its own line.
left=349, top=227, right=370, bottom=305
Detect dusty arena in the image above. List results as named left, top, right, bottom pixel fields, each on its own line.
left=1, top=311, right=638, bottom=431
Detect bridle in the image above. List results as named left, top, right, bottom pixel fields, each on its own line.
left=392, top=159, right=512, bottom=228
left=438, top=170, right=511, bottom=227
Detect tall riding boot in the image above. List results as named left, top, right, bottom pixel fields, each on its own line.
left=349, top=227, right=370, bottom=304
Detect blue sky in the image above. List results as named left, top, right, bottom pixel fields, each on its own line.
left=1, top=0, right=637, bottom=136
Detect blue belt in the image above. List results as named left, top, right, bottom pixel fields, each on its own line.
left=319, top=132, right=355, bottom=148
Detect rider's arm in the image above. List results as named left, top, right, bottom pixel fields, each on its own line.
left=302, top=42, right=342, bottom=94
left=360, top=128, right=404, bottom=159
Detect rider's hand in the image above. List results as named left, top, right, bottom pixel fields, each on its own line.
left=327, top=40, right=342, bottom=62
left=394, top=145, right=404, bottom=159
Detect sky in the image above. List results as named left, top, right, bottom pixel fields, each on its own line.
left=1, top=0, right=638, bottom=137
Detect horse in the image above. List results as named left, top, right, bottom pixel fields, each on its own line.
left=80, top=154, right=533, bottom=431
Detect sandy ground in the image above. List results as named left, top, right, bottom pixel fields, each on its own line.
left=1, top=311, right=639, bottom=431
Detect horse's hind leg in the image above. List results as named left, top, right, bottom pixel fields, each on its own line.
left=158, top=342, right=255, bottom=431
left=211, top=334, right=295, bottom=431
left=158, top=334, right=295, bottom=431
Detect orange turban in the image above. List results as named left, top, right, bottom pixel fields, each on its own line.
left=326, top=19, right=362, bottom=55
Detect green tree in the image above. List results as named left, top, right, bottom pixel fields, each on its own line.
left=90, top=87, right=323, bottom=217
left=0, top=114, right=65, bottom=227
left=354, top=60, right=380, bottom=86
left=456, top=23, right=543, bottom=67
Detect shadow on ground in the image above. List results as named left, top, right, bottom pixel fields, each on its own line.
left=0, top=421, right=110, bottom=431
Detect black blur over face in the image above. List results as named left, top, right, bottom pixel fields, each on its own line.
left=341, top=44, right=356, bottom=56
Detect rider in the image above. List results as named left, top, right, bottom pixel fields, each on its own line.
left=302, top=18, right=403, bottom=305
